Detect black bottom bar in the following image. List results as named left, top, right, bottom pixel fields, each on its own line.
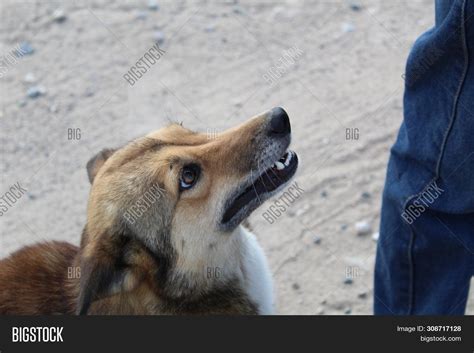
left=0, top=316, right=472, bottom=353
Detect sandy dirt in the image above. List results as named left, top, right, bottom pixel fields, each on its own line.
left=1, top=0, right=472, bottom=314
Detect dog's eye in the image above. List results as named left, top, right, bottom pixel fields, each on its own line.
left=179, top=165, right=200, bottom=190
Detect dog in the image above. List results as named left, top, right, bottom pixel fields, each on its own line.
left=0, top=107, right=298, bottom=315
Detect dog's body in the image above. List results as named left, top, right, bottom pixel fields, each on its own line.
left=0, top=108, right=297, bottom=315
left=0, top=227, right=272, bottom=314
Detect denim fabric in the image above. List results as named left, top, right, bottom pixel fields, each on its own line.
left=374, top=0, right=474, bottom=315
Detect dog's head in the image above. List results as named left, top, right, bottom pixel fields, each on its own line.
left=77, top=107, right=298, bottom=313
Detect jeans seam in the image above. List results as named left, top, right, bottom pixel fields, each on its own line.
left=400, top=0, right=469, bottom=315
left=434, top=0, right=469, bottom=179
left=402, top=0, right=469, bottom=212
left=402, top=0, right=469, bottom=210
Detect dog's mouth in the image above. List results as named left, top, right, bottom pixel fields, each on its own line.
left=221, top=149, right=298, bottom=227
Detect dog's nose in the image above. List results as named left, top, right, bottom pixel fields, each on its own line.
left=268, top=107, right=291, bottom=136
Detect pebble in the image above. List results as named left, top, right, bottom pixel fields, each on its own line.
left=26, top=85, right=46, bottom=98
left=232, top=5, right=246, bottom=15
left=317, top=308, right=325, bottom=315
left=348, top=1, right=362, bottom=11
left=361, top=191, right=371, bottom=199
left=341, top=224, right=348, bottom=231
left=204, top=23, right=217, bottom=32
left=148, top=0, right=159, bottom=11
left=344, top=308, right=352, bottom=315
left=355, top=220, right=371, bottom=235
left=52, top=9, right=67, bottom=23
left=23, top=72, right=36, bottom=83
left=17, top=41, right=34, bottom=56
left=136, top=11, right=148, bottom=20
left=358, top=292, right=368, bottom=299
left=84, top=87, right=95, bottom=97
left=372, top=232, right=380, bottom=242
left=153, top=30, right=165, bottom=45
left=320, top=190, right=328, bottom=198
left=49, top=104, right=58, bottom=113
left=320, top=299, right=327, bottom=305
left=292, top=283, right=300, bottom=290
left=313, top=236, right=322, bottom=245
left=271, top=6, right=285, bottom=19
left=342, top=22, right=355, bottom=33
left=294, top=207, right=306, bottom=217
left=344, top=278, right=353, bottom=285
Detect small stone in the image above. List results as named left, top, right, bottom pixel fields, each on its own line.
left=372, top=232, right=380, bottom=242
left=320, top=190, right=328, bottom=198
left=153, top=30, right=165, bottom=45
left=320, top=299, right=327, bottom=305
left=205, top=23, right=217, bottom=32
left=271, top=6, right=285, bottom=19
left=136, top=11, right=148, bottom=20
left=232, top=5, right=246, bottom=15
left=344, top=278, right=353, bottom=285
left=17, top=41, right=34, bottom=56
left=49, top=104, right=58, bottom=113
left=23, top=72, right=37, bottom=83
left=26, top=85, right=46, bottom=98
left=361, top=191, right=371, bottom=199
left=292, top=283, right=300, bottom=290
left=313, top=236, right=322, bottom=245
left=358, top=292, right=368, bottom=299
left=52, top=9, right=67, bottom=23
left=341, top=224, right=348, bottom=231
left=27, top=193, right=37, bottom=200
left=18, top=99, right=27, bottom=107
left=231, top=98, right=242, bottom=108
left=344, top=308, right=352, bottom=315
left=342, top=22, right=355, bottom=33
left=317, top=308, right=325, bottom=315
left=348, top=1, right=362, bottom=11
left=355, top=220, right=371, bottom=235
left=148, top=0, right=159, bottom=11
left=84, top=87, right=95, bottom=97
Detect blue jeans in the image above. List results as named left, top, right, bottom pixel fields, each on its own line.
left=374, top=0, right=474, bottom=315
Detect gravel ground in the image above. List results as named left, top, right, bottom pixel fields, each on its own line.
left=1, top=0, right=472, bottom=314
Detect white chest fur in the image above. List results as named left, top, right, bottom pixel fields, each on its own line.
left=239, top=226, right=275, bottom=314
left=170, top=222, right=275, bottom=314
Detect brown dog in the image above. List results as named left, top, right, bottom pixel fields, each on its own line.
left=0, top=107, right=298, bottom=315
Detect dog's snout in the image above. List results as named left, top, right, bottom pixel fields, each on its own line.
left=268, top=107, right=290, bottom=136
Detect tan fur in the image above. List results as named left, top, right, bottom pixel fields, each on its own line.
left=0, top=110, right=285, bottom=315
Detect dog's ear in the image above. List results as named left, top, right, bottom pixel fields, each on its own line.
left=86, top=148, right=116, bottom=184
left=76, top=240, right=122, bottom=315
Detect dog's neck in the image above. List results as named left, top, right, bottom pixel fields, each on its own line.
left=164, top=225, right=246, bottom=298
left=73, top=224, right=266, bottom=314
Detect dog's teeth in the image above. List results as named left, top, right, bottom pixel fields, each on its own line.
left=275, top=161, right=285, bottom=170
left=284, top=151, right=292, bottom=166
